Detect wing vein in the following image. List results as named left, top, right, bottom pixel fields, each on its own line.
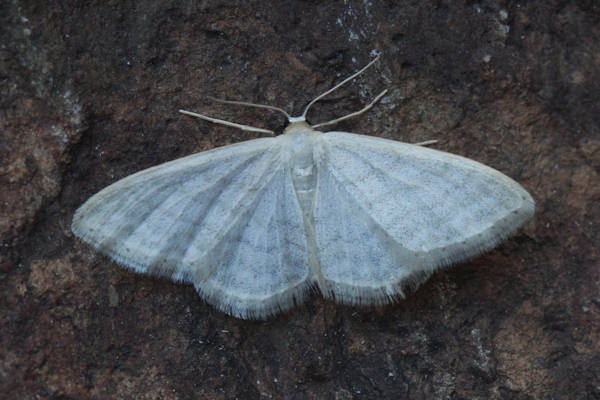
left=324, top=143, right=464, bottom=240
left=144, top=151, right=276, bottom=277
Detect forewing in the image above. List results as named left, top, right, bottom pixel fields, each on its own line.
left=313, top=131, right=534, bottom=304
left=73, top=137, right=311, bottom=319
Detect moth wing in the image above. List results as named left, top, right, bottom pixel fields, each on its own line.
left=313, top=131, right=535, bottom=304
left=72, top=137, right=311, bottom=319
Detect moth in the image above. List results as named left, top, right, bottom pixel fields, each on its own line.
left=72, top=56, right=535, bottom=319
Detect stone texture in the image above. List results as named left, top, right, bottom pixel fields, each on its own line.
left=1, top=1, right=598, bottom=399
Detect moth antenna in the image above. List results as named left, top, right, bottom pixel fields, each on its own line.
left=301, top=54, right=381, bottom=119
left=206, top=96, right=291, bottom=119
left=311, top=89, right=388, bottom=129
left=179, top=109, right=275, bottom=135
left=413, top=139, right=438, bottom=146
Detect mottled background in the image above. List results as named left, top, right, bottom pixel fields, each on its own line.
left=1, top=1, right=598, bottom=399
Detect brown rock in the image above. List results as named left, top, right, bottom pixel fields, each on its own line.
left=1, top=1, right=598, bottom=399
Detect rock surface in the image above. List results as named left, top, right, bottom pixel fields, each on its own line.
left=1, top=1, right=598, bottom=399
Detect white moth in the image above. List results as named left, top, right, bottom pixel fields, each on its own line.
left=72, top=57, right=535, bottom=319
